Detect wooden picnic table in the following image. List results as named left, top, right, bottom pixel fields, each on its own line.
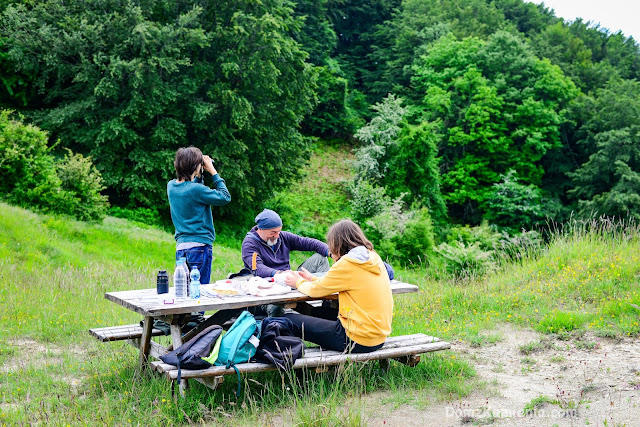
left=104, top=280, right=419, bottom=374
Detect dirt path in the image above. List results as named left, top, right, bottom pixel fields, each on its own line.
left=365, top=325, right=640, bottom=426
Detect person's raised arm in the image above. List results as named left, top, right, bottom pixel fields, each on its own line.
left=195, top=156, right=231, bottom=206
left=284, top=233, right=329, bottom=257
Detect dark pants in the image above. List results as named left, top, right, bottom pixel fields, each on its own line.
left=284, top=313, right=383, bottom=353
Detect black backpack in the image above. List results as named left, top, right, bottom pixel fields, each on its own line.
left=160, top=324, right=223, bottom=383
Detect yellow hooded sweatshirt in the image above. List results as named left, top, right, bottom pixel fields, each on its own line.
left=297, top=247, right=393, bottom=347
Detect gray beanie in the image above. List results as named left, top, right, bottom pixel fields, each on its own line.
left=255, top=209, right=282, bottom=229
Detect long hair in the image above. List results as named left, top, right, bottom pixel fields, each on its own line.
left=327, top=220, right=373, bottom=260
left=174, top=147, right=203, bottom=181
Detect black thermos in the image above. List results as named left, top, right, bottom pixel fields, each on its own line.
left=157, top=270, right=169, bottom=294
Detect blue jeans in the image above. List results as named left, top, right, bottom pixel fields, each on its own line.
left=176, top=245, right=212, bottom=284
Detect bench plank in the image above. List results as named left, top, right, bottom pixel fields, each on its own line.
left=169, top=341, right=450, bottom=379
left=150, top=333, right=441, bottom=376
left=90, top=324, right=166, bottom=342
left=152, top=334, right=450, bottom=380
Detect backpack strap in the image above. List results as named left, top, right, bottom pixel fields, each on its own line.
left=232, top=364, right=242, bottom=398
left=176, top=351, right=183, bottom=384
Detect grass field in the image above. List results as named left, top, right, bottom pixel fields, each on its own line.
left=2, top=202, right=640, bottom=425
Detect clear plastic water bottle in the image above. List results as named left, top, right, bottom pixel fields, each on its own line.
left=174, top=259, right=187, bottom=299
left=190, top=266, right=201, bottom=299
left=179, top=256, right=191, bottom=284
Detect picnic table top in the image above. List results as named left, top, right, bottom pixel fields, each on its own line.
left=105, top=280, right=419, bottom=317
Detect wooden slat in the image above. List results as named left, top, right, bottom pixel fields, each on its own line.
left=152, top=334, right=444, bottom=377
left=127, top=339, right=168, bottom=360
left=89, top=324, right=165, bottom=342
left=168, top=341, right=451, bottom=379
left=301, top=334, right=440, bottom=357
left=151, top=360, right=175, bottom=375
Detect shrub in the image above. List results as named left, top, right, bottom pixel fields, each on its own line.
left=0, top=110, right=108, bottom=221
left=349, top=179, right=390, bottom=223
left=484, top=170, right=545, bottom=232
left=392, top=207, right=436, bottom=265
left=0, top=110, right=65, bottom=212
left=446, top=222, right=502, bottom=251
left=56, top=149, right=109, bottom=221
left=434, top=241, right=495, bottom=277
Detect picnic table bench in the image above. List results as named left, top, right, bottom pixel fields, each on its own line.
left=92, top=280, right=451, bottom=395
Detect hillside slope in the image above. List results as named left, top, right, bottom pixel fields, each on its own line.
left=265, top=142, right=353, bottom=240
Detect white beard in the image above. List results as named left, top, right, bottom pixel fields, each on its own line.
left=267, top=238, right=278, bottom=247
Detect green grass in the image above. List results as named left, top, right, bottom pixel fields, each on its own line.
left=3, top=198, right=640, bottom=423
left=523, top=395, right=554, bottom=416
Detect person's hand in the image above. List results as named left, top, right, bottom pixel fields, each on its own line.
left=284, top=271, right=302, bottom=288
left=298, top=267, right=314, bottom=281
left=203, top=155, right=217, bottom=175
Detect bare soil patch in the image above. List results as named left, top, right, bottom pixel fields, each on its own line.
left=365, top=324, right=640, bottom=426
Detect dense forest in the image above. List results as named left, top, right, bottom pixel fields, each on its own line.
left=1, top=0, right=639, bottom=263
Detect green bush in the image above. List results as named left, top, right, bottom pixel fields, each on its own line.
left=484, top=170, right=545, bottom=232
left=392, top=208, right=436, bottom=265
left=349, top=179, right=390, bottom=223
left=434, top=241, right=495, bottom=277
left=446, top=222, right=502, bottom=251
left=56, top=149, right=109, bottom=221
left=108, top=206, right=164, bottom=227
left=0, top=110, right=108, bottom=221
left=0, top=110, right=65, bottom=212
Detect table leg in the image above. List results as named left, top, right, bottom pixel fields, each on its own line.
left=169, top=320, right=188, bottom=396
left=137, top=316, right=154, bottom=372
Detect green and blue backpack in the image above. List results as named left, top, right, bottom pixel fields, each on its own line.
left=215, top=310, right=261, bottom=395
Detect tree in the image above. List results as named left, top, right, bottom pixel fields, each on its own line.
left=569, top=127, right=640, bottom=219
left=410, top=31, right=578, bottom=223
left=484, top=170, right=544, bottom=231
left=328, top=0, right=399, bottom=95
left=352, top=94, right=407, bottom=182
left=364, top=0, right=507, bottom=101
left=387, top=121, right=447, bottom=221
left=568, top=79, right=640, bottom=218
left=1, top=0, right=316, bottom=220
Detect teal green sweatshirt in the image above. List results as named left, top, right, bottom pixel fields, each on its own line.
left=167, top=174, right=231, bottom=245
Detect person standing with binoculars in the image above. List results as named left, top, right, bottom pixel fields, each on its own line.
left=167, top=146, right=231, bottom=285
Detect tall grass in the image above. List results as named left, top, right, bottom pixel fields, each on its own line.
left=2, top=202, right=639, bottom=425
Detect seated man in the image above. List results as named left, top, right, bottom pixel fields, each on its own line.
left=241, top=209, right=331, bottom=316
left=242, top=209, right=330, bottom=277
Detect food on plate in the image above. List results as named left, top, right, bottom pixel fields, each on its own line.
left=208, top=280, right=239, bottom=295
